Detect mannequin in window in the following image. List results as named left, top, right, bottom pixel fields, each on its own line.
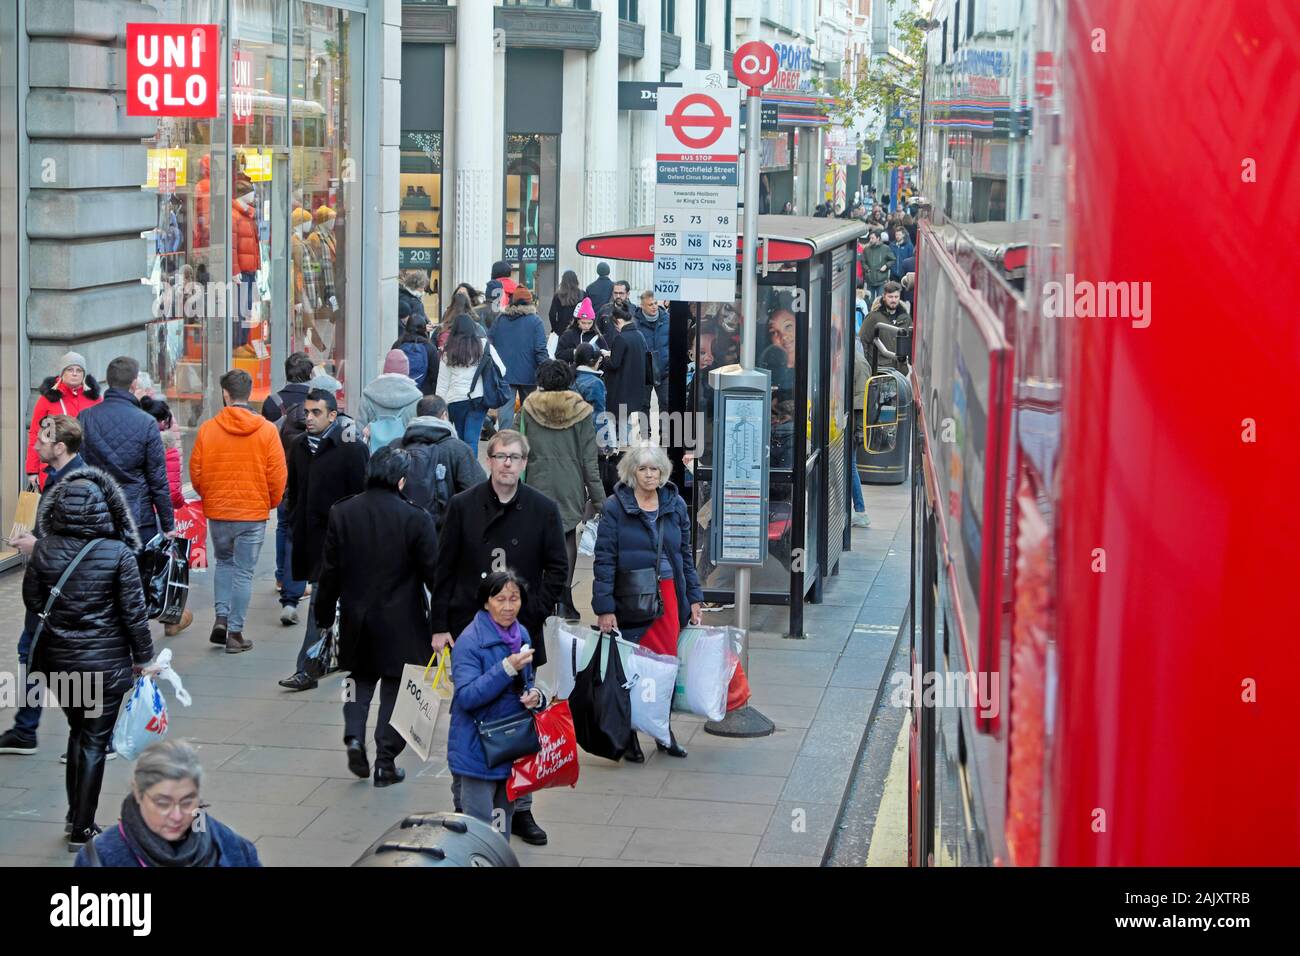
left=291, top=208, right=327, bottom=355
left=231, top=174, right=261, bottom=352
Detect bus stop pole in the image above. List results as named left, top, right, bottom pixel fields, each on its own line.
left=734, top=85, right=761, bottom=643
left=704, top=86, right=774, bottom=738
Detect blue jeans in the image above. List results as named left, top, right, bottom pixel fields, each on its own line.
left=851, top=463, right=865, bottom=512
left=209, top=519, right=267, bottom=634
left=496, top=384, right=534, bottom=432
left=276, top=500, right=306, bottom=607
left=448, top=398, right=487, bottom=447
left=11, top=622, right=42, bottom=738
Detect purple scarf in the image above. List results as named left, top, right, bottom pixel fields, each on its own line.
left=487, top=613, right=523, bottom=655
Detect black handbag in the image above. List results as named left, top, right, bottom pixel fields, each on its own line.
left=139, top=534, right=190, bottom=625
left=569, top=630, right=633, bottom=761
left=476, top=710, right=540, bottom=768
left=613, top=519, right=664, bottom=628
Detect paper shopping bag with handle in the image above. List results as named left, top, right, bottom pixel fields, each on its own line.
left=9, top=490, right=39, bottom=542
left=389, top=653, right=451, bottom=762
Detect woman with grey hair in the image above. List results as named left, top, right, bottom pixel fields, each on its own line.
left=591, top=442, right=703, bottom=760
left=74, top=739, right=260, bottom=867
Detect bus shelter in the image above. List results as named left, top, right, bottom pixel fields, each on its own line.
left=577, top=216, right=868, bottom=637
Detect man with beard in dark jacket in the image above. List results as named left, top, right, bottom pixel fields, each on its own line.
left=430, top=429, right=567, bottom=846
left=860, top=281, right=913, bottom=374
left=388, top=396, right=486, bottom=532
left=315, top=448, right=440, bottom=787
left=78, top=356, right=174, bottom=543
left=23, top=466, right=152, bottom=849
left=596, top=280, right=631, bottom=340
left=279, top=389, right=369, bottom=691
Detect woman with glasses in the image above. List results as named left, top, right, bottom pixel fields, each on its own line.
left=74, top=739, right=260, bottom=867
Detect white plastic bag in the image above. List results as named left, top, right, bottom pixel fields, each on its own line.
left=546, top=621, right=639, bottom=701
left=624, top=646, right=679, bottom=746
left=577, top=514, right=600, bottom=557
left=546, top=332, right=559, bottom=359
left=111, top=648, right=192, bottom=760
left=672, top=626, right=738, bottom=722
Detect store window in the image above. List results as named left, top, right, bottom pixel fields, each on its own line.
left=399, top=132, right=443, bottom=317
left=290, top=0, right=362, bottom=395
left=141, top=0, right=230, bottom=457
left=503, top=134, right=559, bottom=304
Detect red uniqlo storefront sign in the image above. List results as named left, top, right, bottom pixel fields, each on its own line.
left=126, top=24, right=220, bottom=118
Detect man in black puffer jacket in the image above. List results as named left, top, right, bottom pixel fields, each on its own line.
left=23, top=466, right=153, bottom=850
left=78, top=356, right=174, bottom=544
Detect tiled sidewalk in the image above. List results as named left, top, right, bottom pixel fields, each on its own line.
left=0, top=482, right=910, bottom=867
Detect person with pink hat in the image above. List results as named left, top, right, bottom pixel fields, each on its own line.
left=356, top=350, right=424, bottom=452
left=555, top=296, right=610, bottom=365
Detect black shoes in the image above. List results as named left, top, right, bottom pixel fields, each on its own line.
left=0, top=730, right=37, bottom=755
left=209, top=616, right=228, bottom=645
left=67, top=823, right=102, bottom=852
left=373, top=765, right=405, bottom=788
left=345, top=737, right=370, bottom=778
left=279, top=672, right=318, bottom=692
left=657, top=732, right=688, bottom=758
left=625, top=736, right=645, bottom=763
left=511, top=810, right=547, bottom=846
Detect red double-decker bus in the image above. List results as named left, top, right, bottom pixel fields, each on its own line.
left=906, top=0, right=1300, bottom=865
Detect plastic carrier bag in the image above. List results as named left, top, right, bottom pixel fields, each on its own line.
left=671, top=626, right=741, bottom=722
left=112, top=648, right=192, bottom=760
left=624, top=646, right=679, bottom=746
left=577, top=514, right=600, bottom=557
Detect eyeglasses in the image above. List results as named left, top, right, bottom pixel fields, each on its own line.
left=147, top=794, right=204, bottom=815
left=488, top=453, right=525, bottom=464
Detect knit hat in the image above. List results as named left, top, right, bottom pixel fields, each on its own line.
left=574, top=296, right=595, bottom=322
left=383, top=349, right=409, bottom=375
left=58, top=351, right=87, bottom=374
left=291, top=207, right=313, bottom=228
left=596, top=262, right=610, bottom=277
left=314, top=205, right=336, bottom=224
left=511, top=287, right=533, bottom=306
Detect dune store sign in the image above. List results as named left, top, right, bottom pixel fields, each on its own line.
left=126, top=23, right=220, bottom=118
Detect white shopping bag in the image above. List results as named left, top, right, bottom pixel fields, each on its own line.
left=671, top=626, right=739, bottom=722
left=625, top=646, right=679, bottom=746
left=546, top=332, right=559, bottom=359
left=389, top=654, right=452, bottom=762
left=577, top=514, right=600, bottom=557
left=112, top=647, right=192, bottom=760
left=545, top=620, right=637, bottom=701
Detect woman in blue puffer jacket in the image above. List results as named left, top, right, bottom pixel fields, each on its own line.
left=448, top=570, right=549, bottom=838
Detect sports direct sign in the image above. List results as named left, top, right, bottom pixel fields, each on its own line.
left=126, top=24, right=219, bottom=118
left=654, top=87, right=740, bottom=302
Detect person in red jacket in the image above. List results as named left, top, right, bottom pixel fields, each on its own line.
left=25, top=352, right=101, bottom=490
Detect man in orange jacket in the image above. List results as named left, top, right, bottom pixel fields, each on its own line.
left=190, top=368, right=287, bottom=654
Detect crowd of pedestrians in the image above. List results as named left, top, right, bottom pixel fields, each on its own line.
left=0, top=246, right=882, bottom=861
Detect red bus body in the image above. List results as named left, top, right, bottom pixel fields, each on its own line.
left=908, top=0, right=1300, bottom=866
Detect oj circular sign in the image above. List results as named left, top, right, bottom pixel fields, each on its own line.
left=664, top=93, right=734, bottom=150
left=733, top=41, right=778, bottom=91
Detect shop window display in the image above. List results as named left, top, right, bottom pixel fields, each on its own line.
left=504, top=134, right=559, bottom=304
left=399, top=131, right=443, bottom=318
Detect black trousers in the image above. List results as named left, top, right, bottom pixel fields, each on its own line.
left=343, top=673, right=405, bottom=766
left=64, top=688, right=126, bottom=832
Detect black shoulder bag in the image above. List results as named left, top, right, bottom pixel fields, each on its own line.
left=28, top=539, right=105, bottom=663
left=613, top=516, right=664, bottom=628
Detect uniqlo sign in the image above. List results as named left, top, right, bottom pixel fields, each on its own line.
left=126, top=24, right=220, bottom=118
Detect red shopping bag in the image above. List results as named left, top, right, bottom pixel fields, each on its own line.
left=727, top=661, right=752, bottom=712
left=172, top=499, right=208, bottom=570
left=506, top=700, right=580, bottom=801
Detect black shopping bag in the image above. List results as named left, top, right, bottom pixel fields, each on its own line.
left=569, top=631, right=632, bottom=761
